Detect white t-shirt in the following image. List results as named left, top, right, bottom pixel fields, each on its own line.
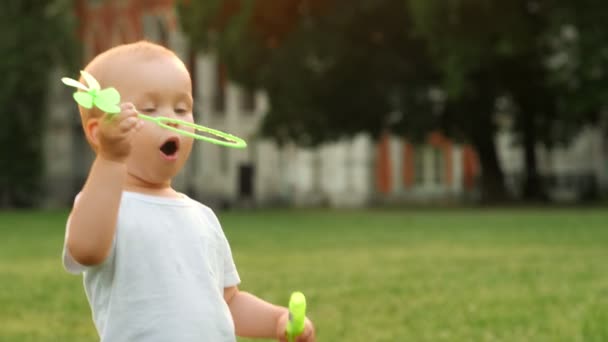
left=62, top=191, right=240, bottom=342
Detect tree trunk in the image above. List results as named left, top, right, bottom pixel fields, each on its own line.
left=521, top=113, right=546, bottom=201
left=471, top=126, right=509, bottom=203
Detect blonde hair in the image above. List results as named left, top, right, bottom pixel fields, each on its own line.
left=79, top=40, right=183, bottom=121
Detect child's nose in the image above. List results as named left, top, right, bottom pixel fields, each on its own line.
left=165, top=121, right=179, bottom=128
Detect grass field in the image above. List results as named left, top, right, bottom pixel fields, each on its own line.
left=0, top=208, right=607, bottom=341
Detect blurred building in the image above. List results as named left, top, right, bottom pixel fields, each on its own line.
left=43, top=0, right=608, bottom=208
left=497, top=123, right=608, bottom=201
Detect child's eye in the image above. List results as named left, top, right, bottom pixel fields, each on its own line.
left=175, top=108, right=189, bottom=115
left=141, top=108, right=156, bottom=114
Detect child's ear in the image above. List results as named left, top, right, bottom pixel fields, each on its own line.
left=85, top=118, right=101, bottom=149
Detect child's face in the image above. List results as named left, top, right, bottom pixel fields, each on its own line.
left=107, top=55, right=195, bottom=185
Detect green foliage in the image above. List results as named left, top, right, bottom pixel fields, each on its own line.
left=409, top=1, right=538, bottom=96
left=179, top=0, right=438, bottom=146
left=0, top=0, right=79, bottom=207
left=548, top=0, right=608, bottom=126
left=408, top=0, right=605, bottom=146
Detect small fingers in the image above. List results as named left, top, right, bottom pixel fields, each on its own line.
left=297, top=321, right=315, bottom=342
left=120, top=102, right=136, bottom=112
left=297, top=332, right=312, bottom=342
left=119, top=116, right=140, bottom=132
left=116, top=103, right=139, bottom=132
left=121, top=109, right=138, bottom=121
left=118, top=103, right=138, bottom=120
left=101, top=105, right=137, bottom=125
left=134, top=119, right=145, bottom=131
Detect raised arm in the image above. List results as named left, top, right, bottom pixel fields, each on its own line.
left=66, top=103, right=141, bottom=266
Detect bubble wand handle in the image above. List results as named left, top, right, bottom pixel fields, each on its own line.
left=286, top=292, right=307, bottom=342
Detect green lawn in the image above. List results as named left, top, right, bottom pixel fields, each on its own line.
left=1, top=208, right=607, bottom=341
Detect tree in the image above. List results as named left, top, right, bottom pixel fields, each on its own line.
left=178, top=0, right=606, bottom=202
left=411, top=0, right=608, bottom=201
left=548, top=0, right=608, bottom=126
left=408, top=1, right=545, bottom=201
left=0, top=0, right=78, bottom=207
left=179, top=0, right=509, bottom=200
left=179, top=0, right=437, bottom=144
left=542, top=0, right=608, bottom=200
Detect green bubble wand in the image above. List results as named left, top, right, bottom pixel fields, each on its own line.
left=61, top=71, right=247, bottom=149
left=286, top=291, right=307, bottom=342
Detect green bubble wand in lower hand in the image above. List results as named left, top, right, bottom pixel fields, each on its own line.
left=286, top=291, right=307, bottom=342
left=61, top=71, right=247, bottom=149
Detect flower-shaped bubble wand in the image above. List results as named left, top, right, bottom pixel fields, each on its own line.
left=286, top=291, right=307, bottom=342
left=61, top=71, right=247, bottom=149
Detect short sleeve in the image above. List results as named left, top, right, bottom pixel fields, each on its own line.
left=62, top=214, right=88, bottom=274
left=201, top=205, right=241, bottom=288
left=220, top=232, right=241, bottom=287
left=61, top=194, right=116, bottom=274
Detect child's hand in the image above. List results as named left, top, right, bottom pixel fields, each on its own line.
left=275, top=311, right=315, bottom=342
left=96, top=103, right=143, bottom=162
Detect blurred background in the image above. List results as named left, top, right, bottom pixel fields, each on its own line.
left=1, top=0, right=607, bottom=209
left=1, top=1, right=607, bottom=341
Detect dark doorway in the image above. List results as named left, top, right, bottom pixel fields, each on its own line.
left=238, top=163, right=255, bottom=200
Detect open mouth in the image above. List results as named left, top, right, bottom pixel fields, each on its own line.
left=160, top=137, right=180, bottom=160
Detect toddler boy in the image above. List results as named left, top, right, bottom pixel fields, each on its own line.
left=62, top=41, right=315, bottom=342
